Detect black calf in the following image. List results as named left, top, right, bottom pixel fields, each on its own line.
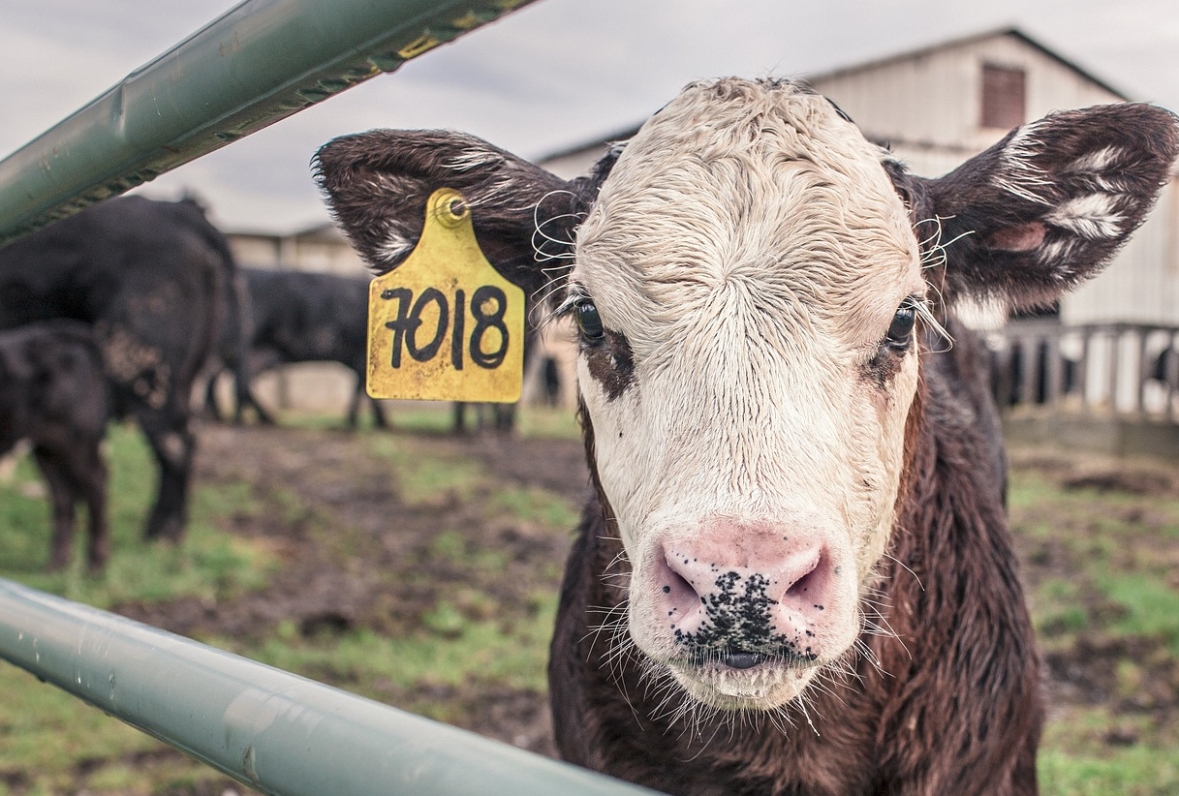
left=0, top=321, right=109, bottom=571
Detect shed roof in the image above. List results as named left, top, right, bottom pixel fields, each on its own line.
left=806, top=27, right=1130, bottom=101
left=539, top=27, right=1131, bottom=164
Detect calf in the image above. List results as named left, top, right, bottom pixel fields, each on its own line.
left=0, top=321, right=108, bottom=571
left=315, top=79, right=1178, bottom=795
left=0, top=196, right=230, bottom=542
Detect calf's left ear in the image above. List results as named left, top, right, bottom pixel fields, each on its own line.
left=313, top=129, right=582, bottom=297
left=918, top=103, right=1179, bottom=311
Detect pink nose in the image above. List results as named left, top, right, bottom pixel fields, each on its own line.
left=653, top=526, right=835, bottom=660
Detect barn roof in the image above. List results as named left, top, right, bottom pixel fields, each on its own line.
left=539, top=27, right=1131, bottom=164
left=806, top=27, right=1130, bottom=101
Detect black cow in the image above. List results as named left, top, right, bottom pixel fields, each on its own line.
left=0, top=195, right=231, bottom=542
left=204, top=267, right=387, bottom=429
left=0, top=321, right=109, bottom=571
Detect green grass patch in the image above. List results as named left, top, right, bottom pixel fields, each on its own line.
left=227, top=591, right=557, bottom=701
left=1040, top=747, right=1179, bottom=796
left=1040, top=709, right=1179, bottom=796
left=488, top=485, right=581, bottom=529
left=365, top=432, right=489, bottom=505
left=1032, top=577, right=1089, bottom=639
left=1099, top=574, right=1179, bottom=652
left=0, top=665, right=159, bottom=787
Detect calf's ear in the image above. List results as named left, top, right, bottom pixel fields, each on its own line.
left=313, top=130, right=583, bottom=297
left=919, top=103, right=1179, bottom=311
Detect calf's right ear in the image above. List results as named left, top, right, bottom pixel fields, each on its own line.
left=314, top=130, right=580, bottom=297
left=918, top=103, right=1179, bottom=312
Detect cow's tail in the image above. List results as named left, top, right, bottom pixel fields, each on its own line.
left=180, top=202, right=256, bottom=421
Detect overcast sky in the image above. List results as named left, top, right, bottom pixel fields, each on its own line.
left=2, top=0, right=1178, bottom=235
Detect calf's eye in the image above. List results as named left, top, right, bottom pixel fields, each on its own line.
left=576, top=299, right=605, bottom=344
left=886, top=301, right=917, bottom=349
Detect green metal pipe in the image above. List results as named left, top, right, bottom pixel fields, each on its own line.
left=0, top=0, right=539, bottom=245
left=0, top=577, right=660, bottom=796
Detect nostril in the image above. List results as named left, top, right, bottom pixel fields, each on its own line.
left=656, top=550, right=711, bottom=635
left=785, top=554, right=822, bottom=598
left=774, top=546, right=833, bottom=625
left=661, top=559, right=697, bottom=603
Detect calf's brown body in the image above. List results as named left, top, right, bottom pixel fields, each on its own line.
left=315, top=80, right=1179, bottom=796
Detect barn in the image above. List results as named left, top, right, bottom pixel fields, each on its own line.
left=543, top=28, right=1176, bottom=323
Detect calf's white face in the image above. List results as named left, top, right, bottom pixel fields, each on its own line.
left=568, top=80, right=925, bottom=708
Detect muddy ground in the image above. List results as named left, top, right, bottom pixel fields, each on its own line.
left=119, top=421, right=592, bottom=762
left=113, top=421, right=1179, bottom=792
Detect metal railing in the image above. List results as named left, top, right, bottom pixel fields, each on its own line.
left=0, top=0, right=537, bottom=245
left=0, top=2, right=660, bottom=793
left=990, top=320, right=1179, bottom=421
left=0, top=578, right=656, bottom=796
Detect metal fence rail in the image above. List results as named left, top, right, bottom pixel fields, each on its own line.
left=0, top=577, right=656, bottom=796
left=0, top=0, right=538, bottom=245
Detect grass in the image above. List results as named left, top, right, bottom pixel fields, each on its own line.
left=1100, top=575, right=1179, bottom=652
left=224, top=593, right=558, bottom=724
left=1040, top=744, right=1179, bottom=796
left=1007, top=457, right=1179, bottom=795
left=0, top=423, right=282, bottom=795
left=1040, top=705, right=1179, bottom=796
left=0, top=423, right=276, bottom=608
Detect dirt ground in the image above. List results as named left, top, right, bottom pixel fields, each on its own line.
left=114, top=421, right=1179, bottom=790
left=118, top=421, right=591, bottom=761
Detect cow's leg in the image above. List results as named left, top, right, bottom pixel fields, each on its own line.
left=369, top=396, right=388, bottom=430
left=494, top=404, right=516, bottom=433
left=230, top=367, right=275, bottom=425
left=77, top=444, right=110, bottom=572
left=203, top=370, right=225, bottom=422
left=137, top=408, right=195, bottom=542
left=346, top=379, right=363, bottom=430
left=242, top=386, right=276, bottom=425
left=452, top=402, right=468, bottom=434
left=229, top=371, right=246, bottom=425
left=32, top=446, right=76, bottom=571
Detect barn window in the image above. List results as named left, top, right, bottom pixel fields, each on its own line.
left=980, top=64, right=1026, bottom=130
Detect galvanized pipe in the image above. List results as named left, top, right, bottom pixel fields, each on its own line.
left=0, top=0, right=538, bottom=245
left=0, top=578, right=659, bottom=796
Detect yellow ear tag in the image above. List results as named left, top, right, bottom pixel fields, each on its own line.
left=366, top=188, right=524, bottom=402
